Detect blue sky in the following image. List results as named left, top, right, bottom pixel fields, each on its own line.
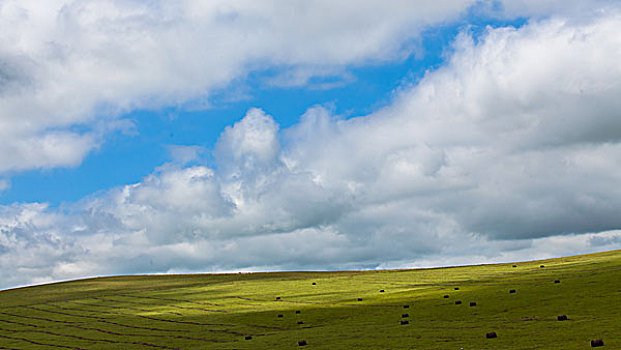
left=1, top=0, right=620, bottom=289
left=1, top=11, right=528, bottom=206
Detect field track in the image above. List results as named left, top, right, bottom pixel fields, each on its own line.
left=1, top=249, right=620, bottom=349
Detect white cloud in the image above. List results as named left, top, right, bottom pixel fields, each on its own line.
left=215, top=108, right=281, bottom=175
left=0, top=0, right=475, bottom=173
left=2, top=5, right=621, bottom=289
left=167, top=145, right=206, bottom=165
left=0, top=179, right=9, bottom=193
left=497, top=0, right=618, bottom=19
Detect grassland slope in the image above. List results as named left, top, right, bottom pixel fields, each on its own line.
left=1, top=249, right=620, bottom=349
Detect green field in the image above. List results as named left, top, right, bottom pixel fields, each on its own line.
left=1, top=250, right=620, bottom=349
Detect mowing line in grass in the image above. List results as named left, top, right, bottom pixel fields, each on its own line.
left=0, top=345, right=22, bottom=350
left=33, top=303, right=246, bottom=334
left=116, top=294, right=224, bottom=307
left=230, top=295, right=402, bottom=308
left=0, top=326, right=181, bottom=349
left=0, top=333, right=88, bottom=350
left=92, top=296, right=226, bottom=313
left=0, top=317, right=44, bottom=329
left=0, top=311, right=79, bottom=324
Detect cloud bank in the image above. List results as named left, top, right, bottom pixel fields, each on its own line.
left=1, top=2, right=621, bottom=288
left=0, top=0, right=475, bottom=172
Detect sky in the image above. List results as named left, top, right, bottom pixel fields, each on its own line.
left=1, top=0, right=621, bottom=290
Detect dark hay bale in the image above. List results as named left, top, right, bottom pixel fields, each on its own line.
left=312, top=282, right=316, bottom=285
left=455, top=301, right=462, bottom=305
left=454, top=287, right=460, bottom=290
left=297, top=321, right=304, bottom=325
left=277, top=314, right=283, bottom=318
left=276, top=297, right=281, bottom=300
left=298, top=340, right=307, bottom=346
left=443, top=295, right=449, bottom=298
left=400, top=320, right=409, bottom=325
left=402, top=313, right=409, bottom=318
left=295, top=310, right=301, bottom=314
left=358, top=298, right=363, bottom=301
left=245, top=336, right=252, bottom=340
left=557, top=315, right=568, bottom=321
left=540, top=265, right=545, bottom=268
left=555, top=280, right=560, bottom=283
left=512, top=265, right=517, bottom=267
left=486, top=332, right=497, bottom=339
left=403, top=305, right=409, bottom=308
left=591, top=339, right=604, bottom=347
left=470, top=302, right=477, bottom=307
left=380, top=289, right=385, bottom=293
left=509, top=289, right=516, bottom=293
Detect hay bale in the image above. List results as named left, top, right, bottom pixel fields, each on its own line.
left=298, top=340, right=307, bottom=346
left=591, top=339, right=604, bottom=347
left=276, top=297, right=281, bottom=300
left=509, top=289, right=516, bottom=293
left=295, top=310, right=301, bottom=314
left=555, top=280, right=560, bottom=283
left=454, top=287, right=460, bottom=290
left=277, top=314, right=283, bottom=318
left=557, top=315, right=568, bottom=321
left=455, top=301, right=462, bottom=305
left=380, top=289, right=385, bottom=293
left=312, top=282, right=316, bottom=285
left=443, top=295, right=449, bottom=298
left=402, top=313, right=409, bottom=318
left=245, top=336, right=252, bottom=340
left=400, top=320, right=409, bottom=325
left=512, top=265, right=517, bottom=267
left=403, top=305, right=409, bottom=309
left=486, top=332, right=497, bottom=339
left=297, top=321, right=304, bottom=325
left=540, top=265, right=545, bottom=268
left=470, top=302, right=477, bottom=307
left=358, top=298, right=363, bottom=301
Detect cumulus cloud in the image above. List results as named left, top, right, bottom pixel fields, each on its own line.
left=2, top=6, right=621, bottom=289
left=0, top=0, right=475, bottom=173
left=497, top=0, right=619, bottom=19
left=167, top=145, right=206, bottom=165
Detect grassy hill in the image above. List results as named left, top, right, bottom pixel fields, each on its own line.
left=1, top=249, right=620, bottom=349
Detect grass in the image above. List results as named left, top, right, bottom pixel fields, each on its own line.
left=0, top=249, right=620, bottom=349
